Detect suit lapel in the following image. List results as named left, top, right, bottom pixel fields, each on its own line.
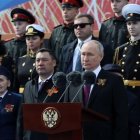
left=87, top=69, right=106, bottom=106
left=66, top=40, right=78, bottom=73
left=70, top=85, right=83, bottom=103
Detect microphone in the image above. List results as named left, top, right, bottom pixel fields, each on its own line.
left=81, top=71, right=96, bottom=85
left=71, top=71, right=96, bottom=103
left=57, top=71, right=82, bottom=103
left=66, top=71, right=82, bottom=86
left=43, top=72, right=66, bottom=103
left=52, top=72, right=67, bottom=88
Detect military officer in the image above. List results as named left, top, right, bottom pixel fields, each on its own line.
left=48, top=0, right=83, bottom=61
left=16, top=24, right=45, bottom=93
left=5, top=8, right=35, bottom=64
left=114, top=4, right=140, bottom=140
left=99, top=0, right=129, bottom=51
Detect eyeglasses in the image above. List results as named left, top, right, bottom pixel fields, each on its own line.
left=73, top=23, right=92, bottom=29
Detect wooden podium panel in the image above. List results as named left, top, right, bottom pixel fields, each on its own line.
left=23, top=103, right=109, bottom=140
left=23, top=103, right=83, bottom=140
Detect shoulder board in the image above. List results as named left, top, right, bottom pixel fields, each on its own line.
left=22, top=55, right=27, bottom=58
left=4, top=37, right=14, bottom=42
left=19, top=55, right=27, bottom=59
left=117, top=42, right=129, bottom=49
left=102, top=17, right=113, bottom=22
left=54, top=24, right=62, bottom=29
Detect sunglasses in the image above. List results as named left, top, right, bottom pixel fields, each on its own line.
left=73, top=23, right=92, bottom=29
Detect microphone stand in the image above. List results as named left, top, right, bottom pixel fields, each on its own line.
left=57, top=81, right=72, bottom=103
left=71, top=81, right=85, bottom=103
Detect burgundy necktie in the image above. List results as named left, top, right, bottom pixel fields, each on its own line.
left=83, top=84, right=91, bottom=105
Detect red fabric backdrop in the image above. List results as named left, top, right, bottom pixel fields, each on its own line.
left=0, top=0, right=140, bottom=34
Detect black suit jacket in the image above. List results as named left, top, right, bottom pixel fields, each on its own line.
left=59, top=37, right=113, bottom=73
left=64, top=69, right=128, bottom=140
left=0, top=92, right=22, bottom=140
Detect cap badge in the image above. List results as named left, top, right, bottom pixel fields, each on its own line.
left=130, top=13, right=133, bottom=17
left=13, top=14, right=18, bottom=18
left=27, top=27, right=33, bottom=33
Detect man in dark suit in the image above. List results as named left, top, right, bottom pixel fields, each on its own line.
left=59, top=13, right=113, bottom=73
left=64, top=40, right=128, bottom=140
left=17, top=48, right=65, bottom=140
left=0, top=66, right=22, bottom=140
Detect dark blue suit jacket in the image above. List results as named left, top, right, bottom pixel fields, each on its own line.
left=0, top=91, right=22, bottom=140
left=59, top=37, right=113, bottom=73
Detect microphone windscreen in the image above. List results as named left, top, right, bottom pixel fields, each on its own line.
left=52, top=72, right=66, bottom=88
left=82, top=71, right=96, bottom=84
left=66, top=71, right=82, bottom=86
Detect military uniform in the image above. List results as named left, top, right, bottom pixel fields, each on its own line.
left=48, top=0, right=83, bottom=61
left=4, top=7, right=35, bottom=63
left=5, top=37, right=27, bottom=63
left=48, top=24, right=76, bottom=61
left=114, top=40, right=140, bottom=95
left=114, top=4, right=140, bottom=140
left=17, top=55, right=37, bottom=93
left=99, top=16, right=129, bottom=50
left=15, top=24, right=45, bottom=93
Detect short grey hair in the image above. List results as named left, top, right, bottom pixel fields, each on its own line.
left=93, top=40, right=104, bottom=57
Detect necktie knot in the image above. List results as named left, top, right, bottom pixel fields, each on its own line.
left=79, top=41, right=84, bottom=48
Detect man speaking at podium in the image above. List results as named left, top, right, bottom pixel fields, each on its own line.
left=64, top=40, right=128, bottom=140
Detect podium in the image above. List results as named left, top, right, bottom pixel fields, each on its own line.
left=23, top=103, right=109, bottom=140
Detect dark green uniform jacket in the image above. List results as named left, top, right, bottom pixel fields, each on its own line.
left=99, top=16, right=129, bottom=50
left=5, top=36, right=27, bottom=63
left=48, top=24, right=76, bottom=61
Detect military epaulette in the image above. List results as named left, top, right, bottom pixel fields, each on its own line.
left=19, top=55, right=27, bottom=58
left=53, top=24, right=62, bottom=29
left=4, top=37, right=14, bottom=42
left=116, top=42, right=129, bottom=49
left=102, top=17, right=113, bottom=22
left=113, top=42, right=129, bottom=64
